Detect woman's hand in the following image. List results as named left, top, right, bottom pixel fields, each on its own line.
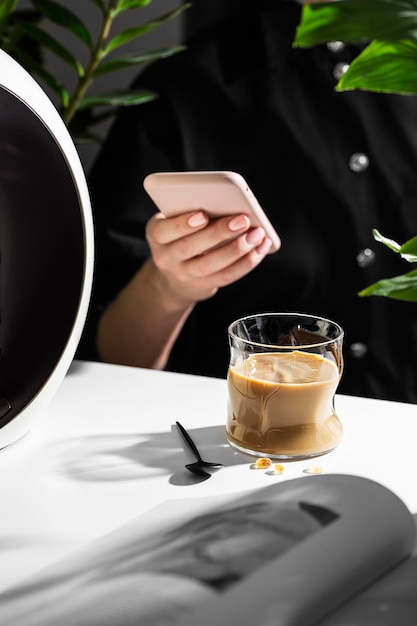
left=145, top=210, right=275, bottom=305
left=96, top=210, right=277, bottom=369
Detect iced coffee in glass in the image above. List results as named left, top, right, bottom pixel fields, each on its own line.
left=226, top=313, right=344, bottom=460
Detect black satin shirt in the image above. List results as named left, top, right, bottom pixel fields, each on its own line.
left=79, top=1, right=417, bottom=403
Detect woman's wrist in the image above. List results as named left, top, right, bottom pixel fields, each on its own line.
left=138, top=258, right=197, bottom=314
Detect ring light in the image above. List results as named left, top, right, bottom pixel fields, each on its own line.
left=0, top=49, right=94, bottom=448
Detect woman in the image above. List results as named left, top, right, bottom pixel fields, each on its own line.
left=79, top=0, right=417, bottom=403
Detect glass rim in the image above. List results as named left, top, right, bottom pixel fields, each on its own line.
left=228, top=312, right=344, bottom=350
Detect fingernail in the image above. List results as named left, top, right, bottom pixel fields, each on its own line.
left=228, top=215, right=250, bottom=231
left=256, top=238, right=273, bottom=255
left=245, top=227, right=265, bottom=246
left=188, top=212, right=208, bottom=227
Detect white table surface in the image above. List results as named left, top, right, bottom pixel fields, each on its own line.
left=1, top=359, right=416, bottom=594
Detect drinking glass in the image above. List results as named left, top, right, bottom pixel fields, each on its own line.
left=226, top=313, right=344, bottom=460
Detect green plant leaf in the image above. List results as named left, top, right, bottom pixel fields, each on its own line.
left=358, top=268, right=417, bottom=301
left=13, top=17, right=84, bottom=77
left=12, top=46, right=69, bottom=107
left=0, top=7, right=43, bottom=60
left=372, top=228, right=402, bottom=253
left=336, top=39, right=417, bottom=94
left=0, top=0, right=20, bottom=37
left=34, top=0, right=92, bottom=48
left=103, top=3, right=190, bottom=55
left=0, top=0, right=20, bottom=21
left=34, top=67, right=70, bottom=108
left=400, top=236, right=417, bottom=261
left=115, top=0, right=152, bottom=13
left=77, top=88, right=157, bottom=109
left=103, top=23, right=154, bottom=54
left=94, top=44, right=186, bottom=76
left=372, top=229, right=417, bottom=262
left=294, top=0, right=417, bottom=48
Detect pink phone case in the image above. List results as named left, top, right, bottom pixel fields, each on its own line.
left=143, top=171, right=280, bottom=253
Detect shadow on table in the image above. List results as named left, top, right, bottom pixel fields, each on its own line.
left=46, top=424, right=248, bottom=484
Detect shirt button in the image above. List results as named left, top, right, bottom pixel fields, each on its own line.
left=350, top=342, right=368, bottom=359
left=327, top=41, right=346, bottom=53
left=349, top=152, right=369, bottom=173
left=356, top=248, right=376, bottom=268
left=333, top=61, right=350, bottom=80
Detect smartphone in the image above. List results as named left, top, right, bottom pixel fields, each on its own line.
left=143, top=171, right=280, bottom=253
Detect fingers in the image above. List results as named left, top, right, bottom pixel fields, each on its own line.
left=147, top=211, right=253, bottom=260
left=210, top=237, right=273, bottom=287
left=148, top=210, right=251, bottom=246
left=184, top=227, right=269, bottom=278
left=147, top=211, right=210, bottom=246
left=186, top=232, right=273, bottom=284
left=145, top=210, right=275, bottom=303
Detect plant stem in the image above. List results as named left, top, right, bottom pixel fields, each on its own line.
left=62, top=0, right=119, bottom=126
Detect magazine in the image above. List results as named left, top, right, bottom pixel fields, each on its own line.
left=1, top=474, right=416, bottom=625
